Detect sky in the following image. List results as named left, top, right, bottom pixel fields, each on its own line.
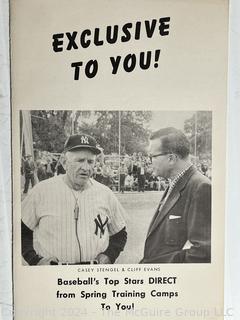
left=76, top=110, right=196, bottom=133
left=148, top=111, right=195, bottom=132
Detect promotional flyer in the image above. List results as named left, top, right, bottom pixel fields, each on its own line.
left=11, top=1, right=228, bottom=319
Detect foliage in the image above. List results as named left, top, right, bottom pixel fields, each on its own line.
left=30, top=110, right=152, bottom=155
left=184, top=111, right=212, bottom=159
left=31, top=111, right=68, bottom=152
left=75, top=111, right=152, bottom=154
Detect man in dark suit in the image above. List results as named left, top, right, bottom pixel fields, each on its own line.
left=141, top=127, right=211, bottom=263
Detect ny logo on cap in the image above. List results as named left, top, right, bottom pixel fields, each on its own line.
left=81, top=136, right=89, bottom=144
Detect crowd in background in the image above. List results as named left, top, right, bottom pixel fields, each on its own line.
left=93, top=152, right=167, bottom=193
left=21, top=150, right=212, bottom=194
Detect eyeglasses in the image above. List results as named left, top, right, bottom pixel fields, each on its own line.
left=149, top=152, right=170, bottom=164
left=150, top=152, right=169, bottom=158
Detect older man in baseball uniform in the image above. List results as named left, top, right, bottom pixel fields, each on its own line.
left=21, top=134, right=127, bottom=265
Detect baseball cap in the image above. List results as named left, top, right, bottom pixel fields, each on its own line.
left=64, top=134, right=101, bottom=155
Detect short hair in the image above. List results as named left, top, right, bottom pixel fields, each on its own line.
left=150, top=127, right=190, bottom=159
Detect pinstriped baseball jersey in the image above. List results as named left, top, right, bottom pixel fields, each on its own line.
left=22, top=175, right=126, bottom=263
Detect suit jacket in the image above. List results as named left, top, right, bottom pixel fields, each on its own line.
left=141, top=166, right=211, bottom=263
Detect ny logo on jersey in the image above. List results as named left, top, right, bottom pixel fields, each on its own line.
left=81, top=136, right=89, bottom=144
left=94, top=214, right=108, bottom=238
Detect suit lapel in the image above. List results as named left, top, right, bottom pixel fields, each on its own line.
left=147, top=166, right=196, bottom=238
left=146, top=186, right=169, bottom=235
left=147, top=188, right=180, bottom=237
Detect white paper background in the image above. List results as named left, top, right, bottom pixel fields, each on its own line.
left=225, top=0, right=240, bottom=319
left=0, top=0, right=12, bottom=320
left=0, top=0, right=239, bottom=319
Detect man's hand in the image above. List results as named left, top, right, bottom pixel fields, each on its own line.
left=37, top=257, right=59, bottom=265
left=95, top=253, right=111, bottom=264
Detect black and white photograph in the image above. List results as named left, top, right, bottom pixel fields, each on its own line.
left=20, top=110, right=212, bottom=265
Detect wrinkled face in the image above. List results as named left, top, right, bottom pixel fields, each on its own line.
left=65, top=149, right=96, bottom=189
left=149, top=139, right=171, bottom=179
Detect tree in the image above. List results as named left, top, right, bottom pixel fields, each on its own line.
left=30, top=110, right=152, bottom=155
left=120, top=111, right=152, bottom=154
left=31, top=111, right=69, bottom=152
left=31, top=110, right=92, bottom=153
left=76, top=111, right=152, bottom=155
left=184, top=111, right=212, bottom=159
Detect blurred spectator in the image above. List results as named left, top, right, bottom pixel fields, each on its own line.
left=102, top=162, right=114, bottom=188
left=94, top=161, right=103, bottom=183
left=36, top=161, right=48, bottom=181
left=96, top=144, right=105, bottom=164
left=118, top=162, right=128, bottom=193
left=201, top=161, right=209, bottom=176
left=137, top=152, right=143, bottom=160
left=125, top=172, right=134, bottom=191
left=123, top=154, right=133, bottom=174
left=23, top=155, right=35, bottom=194
left=46, top=159, right=54, bottom=178
left=148, top=173, right=159, bottom=191
left=56, top=163, right=66, bottom=175
left=137, top=161, right=146, bottom=192
left=145, top=164, right=153, bottom=182
left=54, top=154, right=66, bottom=175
